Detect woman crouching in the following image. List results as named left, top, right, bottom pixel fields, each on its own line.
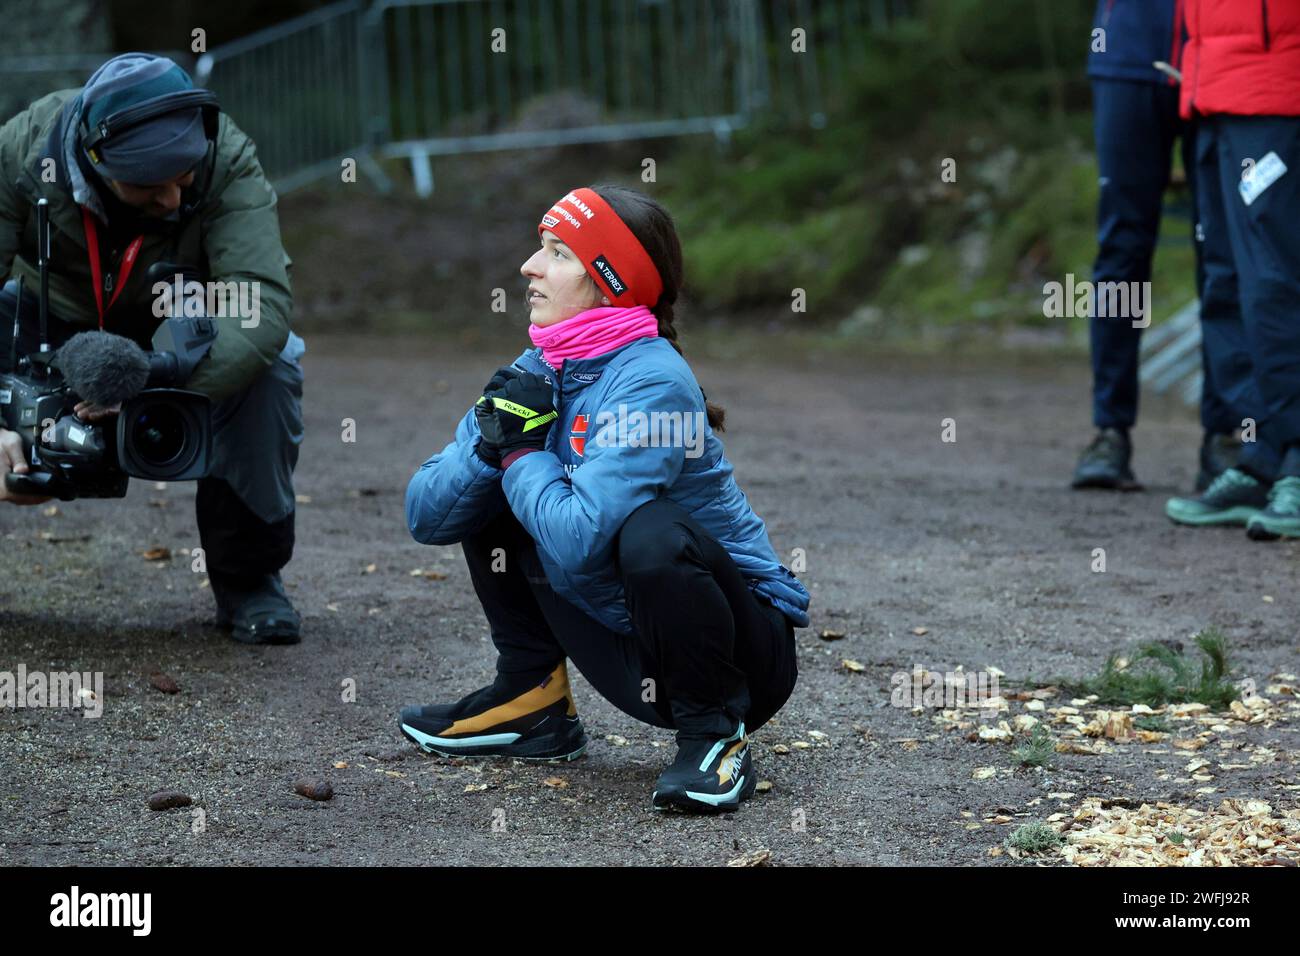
left=400, top=184, right=810, bottom=813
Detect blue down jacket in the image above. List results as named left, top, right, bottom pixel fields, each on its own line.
left=405, top=336, right=811, bottom=635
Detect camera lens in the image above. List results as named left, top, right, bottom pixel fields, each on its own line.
left=129, top=402, right=188, bottom=469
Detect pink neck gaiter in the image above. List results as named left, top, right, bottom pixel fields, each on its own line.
left=529, top=304, right=658, bottom=368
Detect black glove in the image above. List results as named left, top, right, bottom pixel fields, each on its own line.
left=482, top=365, right=520, bottom=396
left=473, top=366, right=521, bottom=467
left=474, top=371, right=557, bottom=465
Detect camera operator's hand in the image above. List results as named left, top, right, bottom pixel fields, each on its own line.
left=74, top=400, right=121, bottom=423
left=0, top=428, right=54, bottom=506
left=474, top=372, right=558, bottom=465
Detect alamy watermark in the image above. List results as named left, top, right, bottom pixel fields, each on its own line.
left=891, top=667, right=1000, bottom=709
left=1043, top=274, right=1151, bottom=328
left=586, top=405, right=708, bottom=458
left=152, top=275, right=261, bottom=328
left=0, top=665, right=103, bottom=718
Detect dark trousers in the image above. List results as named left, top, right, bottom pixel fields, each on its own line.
left=1196, top=115, right=1300, bottom=482
left=1090, top=78, right=1235, bottom=433
left=462, top=497, right=798, bottom=741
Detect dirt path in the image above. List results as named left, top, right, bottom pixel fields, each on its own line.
left=2, top=335, right=1296, bottom=865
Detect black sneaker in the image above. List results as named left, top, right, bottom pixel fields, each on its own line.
left=1072, top=428, right=1141, bottom=490
left=652, top=720, right=756, bottom=813
left=399, top=662, right=588, bottom=762
left=211, top=571, right=301, bottom=645
left=1197, top=431, right=1242, bottom=492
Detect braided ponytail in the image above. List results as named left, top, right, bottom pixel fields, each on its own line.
left=589, top=183, right=726, bottom=432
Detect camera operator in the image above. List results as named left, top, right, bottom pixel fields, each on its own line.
left=0, top=53, right=305, bottom=644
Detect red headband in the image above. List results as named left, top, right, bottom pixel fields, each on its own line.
left=537, top=187, right=663, bottom=308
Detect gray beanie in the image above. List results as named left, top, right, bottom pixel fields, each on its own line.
left=81, top=53, right=210, bottom=185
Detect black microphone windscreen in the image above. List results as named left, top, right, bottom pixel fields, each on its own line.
left=55, top=331, right=150, bottom=407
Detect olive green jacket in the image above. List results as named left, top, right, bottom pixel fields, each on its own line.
left=0, top=89, right=293, bottom=401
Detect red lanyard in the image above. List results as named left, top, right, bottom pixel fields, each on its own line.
left=80, top=207, right=143, bottom=330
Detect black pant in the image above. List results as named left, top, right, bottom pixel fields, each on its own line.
left=1089, top=78, right=1234, bottom=434
left=463, top=497, right=798, bottom=740
left=196, top=476, right=295, bottom=586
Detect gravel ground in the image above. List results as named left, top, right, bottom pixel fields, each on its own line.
left=2, top=335, right=1296, bottom=865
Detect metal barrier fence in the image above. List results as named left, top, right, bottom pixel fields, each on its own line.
left=0, top=2, right=915, bottom=195
left=194, top=0, right=370, bottom=195
left=187, top=0, right=913, bottom=195
left=1139, top=298, right=1203, bottom=407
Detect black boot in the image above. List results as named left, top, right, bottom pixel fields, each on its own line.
left=1072, top=428, right=1141, bottom=490
left=210, top=571, right=301, bottom=645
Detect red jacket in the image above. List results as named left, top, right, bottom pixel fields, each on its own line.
left=1180, top=0, right=1300, bottom=117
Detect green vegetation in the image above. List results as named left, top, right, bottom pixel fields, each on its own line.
left=1005, top=821, right=1065, bottom=855
left=660, top=1, right=1198, bottom=340
left=1011, top=723, right=1055, bottom=769
left=1134, top=714, right=1173, bottom=734
left=1060, top=629, right=1240, bottom=710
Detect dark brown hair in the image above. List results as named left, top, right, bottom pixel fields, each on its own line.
left=587, top=183, right=725, bottom=432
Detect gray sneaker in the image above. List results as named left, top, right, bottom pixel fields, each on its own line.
left=1246, top=476, right=1300, bottom=540
left=1166, top=468, right=1269, bottom=527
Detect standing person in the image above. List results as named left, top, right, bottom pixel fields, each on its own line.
left=1073, top=0, right=1242, bottom=491
left=400, top=185, right=810, bottom=813
left=0, top=53, right=306, bottom=641
left=1165, top=0, right=1300, bottom=539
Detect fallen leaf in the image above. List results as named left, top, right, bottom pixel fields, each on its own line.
left=141, top=547, right=171, bottom=561
left=543, top=777, right=568, bottom=788
left=148, top=672, right=180, bottom=694
left=1103, top=711, right=1133, bottom=741
left=294, top=779, right=333, bottom=801
left=840, top=659, right=865, bottom=673
left=972, top=766, right=997, bottom=780
left=911, top=626, right=929, bottom=636
left=148, top=791, right=191, bottom=811
left=362, top=563, right=377, bottom=574
left=819, top=628, right=846, bottom=641
left=726, top=849, right=772, bottom=867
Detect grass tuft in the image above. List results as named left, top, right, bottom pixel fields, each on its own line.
left=1060, top=629, right=1239, bottom=710
left=1005, top=822, right=1065, bottom=855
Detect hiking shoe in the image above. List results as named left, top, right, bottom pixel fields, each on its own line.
left=211, top=571, right=301, bottom=645
left=1166, top=467, right=1269, bottom=527
left=399, top=662, right=588, bottom=762
left=1246, top=476, right=1300, bottom=540
left=651, top=720, right=756, bottom=813
left=1072, top=428, right=1141, bottom=490
left=1197, top=431, right=1242, bottom=492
